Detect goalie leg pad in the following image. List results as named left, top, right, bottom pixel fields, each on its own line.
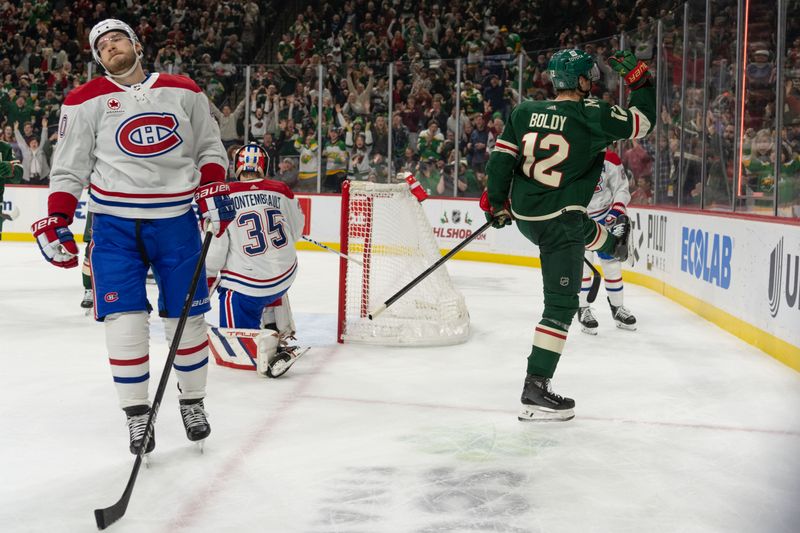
left=256, top=331, right=280, bottom=377
left=105, top=311, right=151, bottom=409
left=208, top=327, right=260, bottom=371
left=164, top=315, right=209, bottom=400
left=260, top=295, right=296, bottom=337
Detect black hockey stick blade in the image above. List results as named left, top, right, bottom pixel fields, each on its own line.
left=583, top=257, right=602, bottom=303
left=94, top=454, right=145, bottom=529
left=93, top=231, right=214, bottom=529
left=369, top=219, right=493, bottom=319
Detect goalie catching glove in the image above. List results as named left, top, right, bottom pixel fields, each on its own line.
left=31, top=215, right=79, bottom=268
left=479, top=190, right=512, bottom=229
left=608, top=50, right=651, bottom=90
left=195, top=182, right=235, bottom=237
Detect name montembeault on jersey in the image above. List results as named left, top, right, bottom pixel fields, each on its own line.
left=230, top=193, right=282, bottom=210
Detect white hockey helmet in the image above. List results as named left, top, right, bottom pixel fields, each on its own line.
left=90, top=19, right=141, bottom=70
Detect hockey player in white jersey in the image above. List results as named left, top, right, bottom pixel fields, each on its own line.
left=205, top=143, right=307, bottom=378
left=578, top=150, right=637, bottom=334
left=30, top=20, right=233, bottom=454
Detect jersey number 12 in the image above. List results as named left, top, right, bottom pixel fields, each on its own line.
left=520, top=132, right=570, bottom=187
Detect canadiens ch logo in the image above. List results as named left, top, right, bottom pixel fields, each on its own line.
left=104, top=292, right=119, bottom=303
left=116, top=112, right=183, bottom=158
left=106, top=98, right=121, bottom=111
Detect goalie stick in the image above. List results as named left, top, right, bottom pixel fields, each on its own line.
left=369, top=219, right=493, bottom=319
left=94, top=230, right=214, bottom=530
left=583, top=257, right=601, bottom=303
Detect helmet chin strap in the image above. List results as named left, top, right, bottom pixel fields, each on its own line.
left=103, top=48, right=143, bottom=81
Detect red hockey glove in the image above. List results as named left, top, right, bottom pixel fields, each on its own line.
left=608, top=50, right=651, bottom=90
left=31, top=215, right=79, bottom=268
left=195, top=182, right=235, bottom=237
left=479, top=190, right=512, bottom=229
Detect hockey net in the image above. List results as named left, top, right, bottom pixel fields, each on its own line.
left=337, top=181, right=470, bottom=345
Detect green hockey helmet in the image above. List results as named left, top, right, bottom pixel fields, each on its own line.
left=547, top=49, right=600, bottom=90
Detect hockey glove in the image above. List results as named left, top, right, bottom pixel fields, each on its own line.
left=604, top=204, right=626, bottom=226
left=31, top=215, right=79, bottom=268
left=479, top=190, right=512, bottom=229
left=608, top=50, right=651, bottom=90
left=195, top=182, right=235, bottom=237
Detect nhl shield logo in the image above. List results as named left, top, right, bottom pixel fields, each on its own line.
left=116, top=112, right=183, bottom=158
left=560, top=277, right=569, bottom=286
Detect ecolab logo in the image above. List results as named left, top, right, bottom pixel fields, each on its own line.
left=680, top=227, right=732, bottom=289
left=768, top=238, right=799, bottom=317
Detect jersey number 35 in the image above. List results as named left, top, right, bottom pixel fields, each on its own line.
left=239, top=208, right=288, bottom=256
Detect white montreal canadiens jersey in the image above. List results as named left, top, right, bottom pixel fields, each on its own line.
left=206, top=180, right=305, bottom=297
left=49, top=73, right=227, bottom=219
left=587, top=151, right=631, bottom=224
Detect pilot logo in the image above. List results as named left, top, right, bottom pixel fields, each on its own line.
left=680, top=227, right=732, bottom=288
left=768, top=237, right=799, bottom=317
left=116, top=112, right=183, bottom=158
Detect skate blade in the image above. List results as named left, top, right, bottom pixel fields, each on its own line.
left=615, top=322, right=637, bottom=331
left=266, top=347, right=310, bottom=378
left=143, top=453, right=151, bottom=468
left=518, top=405, right=575, bottom=422
left=580, top=325, right=598, bottom=335
left=196, top=440, right=205, bottom=454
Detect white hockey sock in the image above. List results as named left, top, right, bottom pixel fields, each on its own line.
left=579, top=252, right=595, bottom=307
left=164, top=315, right=209, bottom=401
left=105, top=311, right=150, bottom=409
left=600, top=257, right=625, bottom=307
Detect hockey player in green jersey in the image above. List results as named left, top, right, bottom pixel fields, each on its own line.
left=481, top=49, right=656, bottom=421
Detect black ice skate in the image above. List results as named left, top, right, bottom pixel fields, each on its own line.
left=80, top=289, right=94, bottom=309
left=518, top=374, right=575, bottom=422
left=266, top=341, right=309, bottom=378
left=609, top=299, right=637, bottom=331
left=578, top=306, right=599, bottom=335
left=124, top=405, right=155, bottom=455
left=609, top=214, right=631, bottom=262
left=179, top=398, right=211, bottom=443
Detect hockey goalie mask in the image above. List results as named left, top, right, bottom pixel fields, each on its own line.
left=90, top=19, right=143, bottom=79
left=234, top=143, right=269, bottom=180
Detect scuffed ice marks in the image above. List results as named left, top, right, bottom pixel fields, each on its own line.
left=307, top=465, right=534, bottom=533
left=402, top=425, right=560, bottom=461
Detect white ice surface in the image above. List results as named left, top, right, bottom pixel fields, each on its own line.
left=1, top=242, right=799, bottom=533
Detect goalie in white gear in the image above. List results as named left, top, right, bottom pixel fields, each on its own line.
left=578, top=151, right=637, bottom=334
left=206, top=143, right=307, bottom=377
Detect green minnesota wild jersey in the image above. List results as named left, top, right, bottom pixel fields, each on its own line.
left=486, top=86, right=655, bottom=219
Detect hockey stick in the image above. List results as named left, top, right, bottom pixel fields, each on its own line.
left=302, top=235, right=363, bottom=266
left=583, top=257, right=602, bottom=304
left=369, top=219, right=493, bottom=319
left=94, top=229, right=214, bottom=530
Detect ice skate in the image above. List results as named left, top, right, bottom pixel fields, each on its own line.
left=518, top=374, right=575, bottom=422
left=80, top=289, right=94, bottom=310
left=266, top=343, right=309, bottom=378
left=179, top=399, right=210, bottom=448
left=609, top=300, right=637, bottom=331
left=578, top=306, right=598, bottom=335
left=609, top=214, right=631, bottom=262
left=124, top=405, right=155, bottom=455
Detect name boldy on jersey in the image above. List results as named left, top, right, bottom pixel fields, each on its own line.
left=206, top=179, right=305, bottom=298
left=49, top=73, right=227, bottom=219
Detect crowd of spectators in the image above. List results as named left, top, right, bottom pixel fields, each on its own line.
left=1, top=0, right=797, bottom=214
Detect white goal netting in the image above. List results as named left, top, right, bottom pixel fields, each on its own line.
left=337, top=181, right=470, bottom=345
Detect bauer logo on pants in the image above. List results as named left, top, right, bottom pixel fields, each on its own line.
left=116, top=113, right=183, bottom=158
